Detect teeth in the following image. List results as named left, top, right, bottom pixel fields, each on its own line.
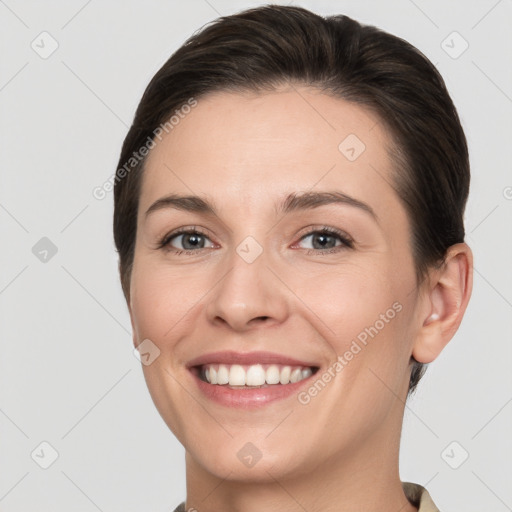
left=246, top=364, right=266, bottom=386
left=202, top=363, right=314, bottom=386
left=266, top=365, right=280, bottom=384
left=280, top=366, right=291, bottom=384
left=228, top=365, right=245, bottom=386
left=302, top=367, right=313, bottom=379
left=217, top=364, right=229, bottom=385
left=290, top=368, right=302, bottom=383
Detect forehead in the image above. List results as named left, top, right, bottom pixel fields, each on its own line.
left=140, top=87, right=400, bottom=219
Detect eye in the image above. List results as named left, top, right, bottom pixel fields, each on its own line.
left=295, top=227, right=353, bottom=252
left=157, top=226, right=353, bottom=255
left=159, top=228, right=215, bottom=252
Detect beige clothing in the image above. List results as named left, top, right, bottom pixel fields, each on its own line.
left=172, top=481, right=440, bottom=511
left=402, top=482, right=440, bottom=511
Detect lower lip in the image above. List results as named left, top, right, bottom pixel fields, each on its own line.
left=189, top=369, right=316, bottom=409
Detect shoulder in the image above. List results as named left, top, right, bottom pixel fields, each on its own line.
left=402, top=482, right=440, bottom=512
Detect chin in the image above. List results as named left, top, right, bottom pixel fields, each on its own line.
left=186, top=436, right=318, bottom=483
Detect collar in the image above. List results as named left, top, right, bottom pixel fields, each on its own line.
left=402, top=482, right=440, bottom=511
left=172, top=481, right=440, bottom=512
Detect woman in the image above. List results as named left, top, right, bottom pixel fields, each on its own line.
left=113, top=5, right=472, bottom=511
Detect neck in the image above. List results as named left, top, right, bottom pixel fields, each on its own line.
left=183, top=409, right=417, bottom=512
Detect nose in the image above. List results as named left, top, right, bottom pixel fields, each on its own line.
left=205, top=246, right=289, bottom=332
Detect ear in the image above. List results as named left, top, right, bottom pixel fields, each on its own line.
left=128, top=301, right=138, bottom=349
left=412, top=243, right=473, bottom=363
left=118, top=259, right=137, bottom=347
left=125, top=277, right=138, bottom=349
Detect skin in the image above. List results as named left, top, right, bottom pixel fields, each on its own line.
left=128, top=86, right=473, bottom=512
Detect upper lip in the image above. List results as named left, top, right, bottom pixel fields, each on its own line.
left=187, top=350, right=318, bottom=368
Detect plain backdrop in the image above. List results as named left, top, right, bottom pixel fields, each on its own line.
left=1, top=1, right=511, bottom=511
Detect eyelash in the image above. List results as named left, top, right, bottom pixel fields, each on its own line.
left=157, top=225, right=354, bottom=256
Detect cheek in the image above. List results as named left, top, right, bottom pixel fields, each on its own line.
left=289, top=262, right=400, bottom=338
left=129, top=259, right=212, bottom=442
left=130, top=259, right=211, bottom=344
left=290, top=262, right=414, bottom=389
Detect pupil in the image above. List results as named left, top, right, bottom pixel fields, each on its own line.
left=183, top=234, right=204, bottom=250
left=313, top=233, right=335, bottom=249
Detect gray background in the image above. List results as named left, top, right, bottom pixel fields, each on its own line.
left=1, top=0, right=511, bottom=510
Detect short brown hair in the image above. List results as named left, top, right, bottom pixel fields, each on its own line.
left=113, top=5, right=470, bottom=393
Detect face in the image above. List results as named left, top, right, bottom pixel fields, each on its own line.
left=129, top=87, right=427, bottom=482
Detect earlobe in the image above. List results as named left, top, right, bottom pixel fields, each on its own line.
left=412, top=243, right=473, bottom=364
left=126, top=287, right=138, bottom=349
left=129, top=309, right=138, bottom=349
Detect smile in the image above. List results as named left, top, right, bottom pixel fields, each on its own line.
left=187, top=351, right=320, bottom=408
left=200, top=363, right=315, bottom=387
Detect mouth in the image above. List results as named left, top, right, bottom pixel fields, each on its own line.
left=193, top=363, right=319, bottom=388
left=187, top=351, right=320, bottom=408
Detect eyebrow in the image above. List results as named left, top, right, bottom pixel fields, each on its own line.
left=145, top=191, right=378, bottom=222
